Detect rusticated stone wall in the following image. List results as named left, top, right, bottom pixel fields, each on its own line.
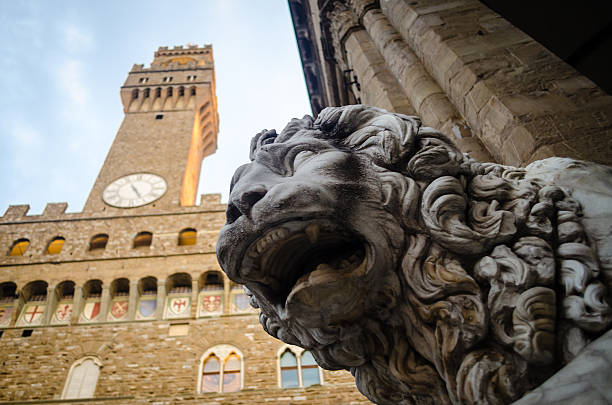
left=0, top=195, right=368, bottom=404
left=0, top=315, right=366, bottom=404
left=290, top=0, right=612, bottom=167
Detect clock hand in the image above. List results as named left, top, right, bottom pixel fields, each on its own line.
left=130, top=184, right=142, bottom=198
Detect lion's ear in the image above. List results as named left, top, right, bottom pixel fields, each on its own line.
left=249, top=129, right=278, bottom=160
left=336, top=109, right=421, bottom=169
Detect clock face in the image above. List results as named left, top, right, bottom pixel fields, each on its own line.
left=103, top=173, right=167, bottom=208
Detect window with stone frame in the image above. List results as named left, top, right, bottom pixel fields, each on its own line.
left=51, top=281, right=74, bottom=325
left=178, top=228, right=197, bottom=246
left=16, top=281, right=48, bottom=327
left=61, top=356, right=101, bottom=399
left=198, top=272, right=224, bottom=317
left=88, top=234, right=108, bottom=251
left=133, top=231, right=152, bottom=248
left=8, top=238, right=29, bottom=256
left=107, top=278, right=129, bottom=322
left=199, top=345, right=243, bottom=394
left=278, top=345, right=322, bottom=388
left=136, top=276, right=157, bottom=320
left=280, top=349, right=299, bottom=388
left=80, top=280, right=102, bottom=323
left=164, top=273, right=192, bottom=319
left=46, top=236, right=65, bottom=255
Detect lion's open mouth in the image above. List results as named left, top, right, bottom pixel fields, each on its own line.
left=240, top=220, right=367, bottom=306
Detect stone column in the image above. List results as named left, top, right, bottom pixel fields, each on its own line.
left=156, top=280, right=166, bottom=320
left=99, top=285, right=111, bottom=322
left=223, top=275, right=231, bottom=316
left=71, top=286, right=82, bottom=324
left=43, top=286, right=57, bottom=325
left=326, top=3, right=415, bottom=115
left=11, top=294, right=25, bottom=326
left=357, top=5, right=493, bottom=161
left=191, top=279, right=199, bottom=318
left=128, top=280, right=138, bottom=321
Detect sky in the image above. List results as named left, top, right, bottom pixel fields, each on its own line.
left=0, top=1, right=311, bottom=215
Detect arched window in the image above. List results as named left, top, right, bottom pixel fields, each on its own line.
left=51, top=281, right=74, bottom=325
left=280, top=349, right=299, bottom=388
left=155, top=87, right=161, bottom=97
left=80, top=280, right=102, bottom=323
left=165, top=273, right=192, bottom=319
left=190, top=86, right=196, bottom=96
left=17, top=280, right=48, bottom=327
left=178, top=86, right=185, bottom=97
left=61, top=356, right=101, bottom=399
left=8, top=238, right=29, bottom=256
left=0, top=282, right=17, bottom=328
left=143, top=88, right=150, bottom=98
left=167, top=87, right=173, bottom=97
left=108, top=278, right=129, bottom=321
left=131, top=89, right=139, bottom=99
left=201, top=354, right=220, bottom=393
left=278, top=345, right=322, bottom=388
left=198, top=345, right=243, bottom=394
left=178, top=228, right=197, bottom=246
left=223, top=353, right=241, bottom=392
left=136, top=276, right=157, bottom=320
left=133, top=231, right=152, bottom=248
left=198, top=272, right=224, bottom=317
left=46, top=236, right=65, bottom=255
left=300, top=351, right=320, bottom=387
left=89, top=234, right=108, bottom=251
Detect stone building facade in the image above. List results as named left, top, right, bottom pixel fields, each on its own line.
left=0, top=46, right=368, bottom=404
left=288, top=0, right=612, bottom=167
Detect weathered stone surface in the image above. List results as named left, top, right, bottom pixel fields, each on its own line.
left=512, top=329, right=612, bottom=405
left=217, top=105, right=612, bottom=405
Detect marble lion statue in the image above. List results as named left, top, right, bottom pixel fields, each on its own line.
left=216, top=105, right=612, bottom=405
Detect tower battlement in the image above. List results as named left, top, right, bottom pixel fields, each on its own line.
left=1, top=194, right=224, bottom=224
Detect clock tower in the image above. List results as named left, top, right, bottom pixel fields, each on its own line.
left=83, top=45, right=219, bottom=214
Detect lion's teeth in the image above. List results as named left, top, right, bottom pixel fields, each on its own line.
left=256, top=239, right=267, bottom=253
left=305, top=223, right=320, bottom=244
left=248, top=248, right=259, bottom=258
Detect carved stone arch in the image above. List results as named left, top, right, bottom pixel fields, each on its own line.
left=61, top=355, right=102, bottom=399
left=277, top=343, right=324, bottom=388
left=197, top=344, right=244, bottom=394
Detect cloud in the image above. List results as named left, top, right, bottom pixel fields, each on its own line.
left=11, top=122, right=42, bottom=148
left=56, top=59, right=89, bottom=110
left=61, top=23, right=93, bottom=53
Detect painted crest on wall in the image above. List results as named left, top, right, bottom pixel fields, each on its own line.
left=199, top=294, right=222, bottom=316
left=109, top=300, right=128, bottom=321
left=137, top=297, right=157, bottom=319
left=166, top=296, right=191, bottom=318
left=52, top=303, right=72, bottom=324
left=81, top=301, right=101, bottom=322
left=17, top=303, right=46, bottom=326
left=0, top=305, right=13, bottom=327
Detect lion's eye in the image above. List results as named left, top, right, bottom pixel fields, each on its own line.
left=293, top=150, right=316, bottom=169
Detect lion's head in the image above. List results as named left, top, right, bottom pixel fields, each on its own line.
left=217, top=105, right=611, bottom=405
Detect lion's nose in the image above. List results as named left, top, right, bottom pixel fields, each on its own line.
left=226, top=186, right=268, bottom=224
